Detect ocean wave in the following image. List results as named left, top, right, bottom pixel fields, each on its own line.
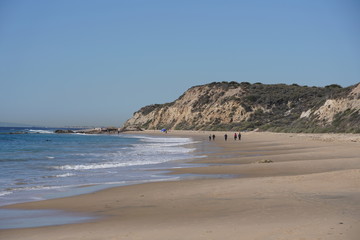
left=139, top=136, right=194, bottom=144
left=132, top=146, right=195, bottom=157
left=52, top=159, right=169, bottom=170
left=5, top=185, right=64, bottom=192
left=129, top=136, right=196, bottom=154
left=56, top=173, right=75, bottom=178
left=28, top=129, right=54, bottom=134
left=43, top=173, right=75, bottom=178
left=70, top=141, right=195, bottom=161
left=0, top=191, right=12, bottom=197
left=0, top=134, right=201, bottom=205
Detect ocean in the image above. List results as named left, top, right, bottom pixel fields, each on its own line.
left=0, top=127, right=200, bottom=207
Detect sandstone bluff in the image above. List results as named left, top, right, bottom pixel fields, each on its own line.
left=124, top=82, right=360, bottom=133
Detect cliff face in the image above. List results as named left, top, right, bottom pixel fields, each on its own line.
left=124, top=82, right=360, bottom=133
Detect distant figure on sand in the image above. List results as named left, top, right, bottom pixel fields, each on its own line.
left=209, top=135, right=212, bottom=141
left=224, top=134, right=228, bottom=141
left=238, top=132, right=242, bottom=141
left=212, top=134, right=215, bottom=141
left=234, top=133, right=237, bottom=140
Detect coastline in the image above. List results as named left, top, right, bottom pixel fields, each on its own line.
left=1, top=131, right=360, bottom=239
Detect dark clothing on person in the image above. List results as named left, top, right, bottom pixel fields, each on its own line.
left=212, top=134, right=215, bottom=141
left=238, top=133, right=242, bottom=141
left=234, top=133, right=237, bottom=140
left=224, top=134, right=228, bottom=141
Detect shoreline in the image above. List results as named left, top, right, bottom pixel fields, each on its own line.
left=0, top=132, right=204, bottom=207
left=1, top=131, right=360, bottom=239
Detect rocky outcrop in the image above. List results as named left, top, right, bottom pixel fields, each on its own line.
left=76, top=128, right=120, bottom=134
left=124, top=82, right=360, bottom=133
left=55, top=128, right=123, bottom=134
left=54, top=129, right=74, bottom=134
left=119, top=126, right=143, bottom=132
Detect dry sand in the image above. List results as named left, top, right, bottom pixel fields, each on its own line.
left=1, top=131, right=360, bottom=240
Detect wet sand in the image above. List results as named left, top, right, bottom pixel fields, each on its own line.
left=1, top=131, right=360, bottom=240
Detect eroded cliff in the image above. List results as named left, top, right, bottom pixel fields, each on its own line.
left=124, top=82, right=360, bottom=133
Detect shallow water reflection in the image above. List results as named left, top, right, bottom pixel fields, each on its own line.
left=0, top=209, right=96, bottom=229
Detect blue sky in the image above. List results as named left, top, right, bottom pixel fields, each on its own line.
left=1, top=0, right=359, bottom=127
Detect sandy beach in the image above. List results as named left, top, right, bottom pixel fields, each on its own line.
left=1, top=131, right=360, bottom=240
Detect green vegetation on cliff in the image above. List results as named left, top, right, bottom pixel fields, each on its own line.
left=125, top=82, right=360, bottom=133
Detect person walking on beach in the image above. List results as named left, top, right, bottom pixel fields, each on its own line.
left=212, top=134, right=215, bottom=141
left=238, top=132, right=242, bottom=141
left=224, top=134, right=228, bottom=141
left=209, top=135, right=212, bottom=141
left=234, top=133, right=237, bottom=140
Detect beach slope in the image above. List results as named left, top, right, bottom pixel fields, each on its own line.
left=1, top=131, right=360, bottom=240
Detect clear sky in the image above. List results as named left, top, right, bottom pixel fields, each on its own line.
left=1, top=0, right=359, bottom=127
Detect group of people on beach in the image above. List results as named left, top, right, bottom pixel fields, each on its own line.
left=209, top=132, right=242, bottom=141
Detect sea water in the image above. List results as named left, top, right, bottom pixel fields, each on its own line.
left=0, top=127, right=199, bottom=207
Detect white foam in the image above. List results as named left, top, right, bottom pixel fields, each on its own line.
left=0, top=134, right=201, bottom=206
left=6, top=185, right=64, bottom=192
left=132, top=137, right=196, bottom=155
left=51, top=136, right=197, bottom=171
left=53, top=159, right=167, bottom=170
left=53, top=147, right=195, bottom=170
left=0, top=191, right=12, bottom=197
left=139, top=136, right=194, bottom=144
left=55, top=173, right=75, bottom=178
left=28, top=129, right=54, bottom=134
